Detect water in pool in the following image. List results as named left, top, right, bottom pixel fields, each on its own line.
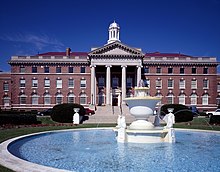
left=8, top=129, right=220, bottom=172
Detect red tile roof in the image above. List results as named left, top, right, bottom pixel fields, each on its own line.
left=145, top=52, right=190, bottom=57
left=37, top=52, right=88, bottom=56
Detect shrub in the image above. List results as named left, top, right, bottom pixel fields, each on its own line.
left=160, top=104, right=193, bottom=123
left=0, top=111, right=39, bottom=125
left=209, top=115, right=220, bottom=125
left=51, top=103, right=86, bottom=123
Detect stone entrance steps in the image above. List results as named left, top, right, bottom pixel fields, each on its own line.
left=83, top=105, right=156, bottom=124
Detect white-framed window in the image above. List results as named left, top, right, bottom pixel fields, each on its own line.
left=20, top=66, right=25, bottom=73
left=80, top=93, right=87, bottom=104
left=80, top=66, right=86, bottom=73
left=190, top=93, right=197, bottom=105
left=56, top=79, right=62, bottom=88
left=44, top=93, right=51, bottom=105
left=156, top=67, right=161, bottom=74
left=44, top=79, right=50, bottom=88
left=191, top=80, right=197, bottom=89
left=156, top=79, right=162, bottom=89
left=112, top=77, right=119, bottom=88
left=19, top=94, right=27, bottom=104
left=32, top=94, right=39, bottom=105
left=167, top=93, right=174, bottom=104
left=144, top=79, right=150, bottom=88
left=3, top=83, right=9, bottom=91
left=218, top=83, right=220, bottom=92
left=168, top=79, right=174, bottom=89
left=126, top=77, right=133, bottom=88
left=68, top=79, right=74, bottom=88
left=98, top=77, right=105, bottom=88
left=20, top=79, right=25, bottom=87
left=56, top=93, right=63, bottom=104
left=3, top=96, right=10, bottom=106
left=203, top=79, right=209, bottom=89
left=179, top=79, right=185, bottom=89
left=179, top=94, right=186, bottom=105
left=80, top=79, right=86, bottom=88
left=32, top=79, right=38, bottom=87
left=202, top=94, right=209, bottom=105
left=67, top=93, right=75, bottom=104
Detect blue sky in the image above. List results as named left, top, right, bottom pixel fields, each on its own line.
left=0, top=0, right=220, bottom=72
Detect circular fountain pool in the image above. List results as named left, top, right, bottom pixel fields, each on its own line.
left=1, top=128, right=220, bottom=172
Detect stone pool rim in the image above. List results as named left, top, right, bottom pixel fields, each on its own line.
left=0, top=128, right=220, bottom=172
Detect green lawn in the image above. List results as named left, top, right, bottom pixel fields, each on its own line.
left=0, top=116, right=219, bottom=172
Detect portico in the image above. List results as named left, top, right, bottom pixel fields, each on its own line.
left=89, top=42, right=144, bottom=106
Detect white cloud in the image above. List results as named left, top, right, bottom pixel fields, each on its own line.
left=0, top=32, right=64, bottom=50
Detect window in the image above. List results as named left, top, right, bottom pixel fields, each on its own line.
left=3, top=83, right=9, bottom=91
left=56, top=67, right=61, bottom=73
left=20, top=66, right=25, bottom=73
left=168, top=79, right=174, bottom=89
left=168, top=67, right=173, bottom=74
left=202, top=94, right=209, bottom=105
left=32, top=79, right=38, bottom=87
left=179, top=94, right=186, bottom=105
left=44, top=94, right=51, bottom=105
left=144, top=79, right=150, bottom=88
left=167, top=93, right=174, bottom=104
left=218, top=83, right=220, bottom=92
left=32, top=66, right=37, bottom=73
left=80, top=93, right=87, bottom=104
left=190, top=93, right=197, bottom=105
left=67, top=93, right=75, bottom=103
left=191, top=80, right=197, bottom=89
left=20, top=79, right=25, bottom=87
left=68, top=67, right=74, bottom=73
left=44, top=67, right=50, bottom=73
left=3, top=96, right=10, bottom=106
left=68, top=79, right=74, bottom=88
left=144, top=67, right=149, bottom=73
left=44, top=79, right=50, bottom=88
left=203, top=67, right=208, bottom=74
left=126, top=77, right=133, bottom=88
left=80, top=67, right=86, bottom=73
left=179, top=79, right=185, bottom=89
left=19, top=94, right=26, bottom=104
left=112, top=78, right=119, bottom=88
left=32, top=94, right=39, bottom=105
left=156, top=79, right=162, bottom=89
left=80, top=79, right=86, bottom=88
left=180, top=67, right=185, bottom=74
left=192, top=67, right=197, bottom=74
left=203, top=79, right=209, bottom=89
left=56, top=79, right=62, bottom=88
left=98, top=77, right=105, bottom=88
left=156, top=67, right=161, bottom=74
left=56, top=94, right=63, bottom=104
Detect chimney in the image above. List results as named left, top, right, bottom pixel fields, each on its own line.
left=66, top=48, right=71, bottom=57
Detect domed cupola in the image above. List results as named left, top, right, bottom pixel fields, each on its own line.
left=107, top=21, right=120, bottom=44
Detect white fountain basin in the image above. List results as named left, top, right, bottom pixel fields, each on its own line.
left=124, top=96, right=161, bottom=130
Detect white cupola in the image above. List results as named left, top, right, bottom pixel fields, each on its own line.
left=107, top=21, right=120, bottom=44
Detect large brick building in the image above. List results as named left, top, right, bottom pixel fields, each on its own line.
left=0, top=21, right=219, bottom=111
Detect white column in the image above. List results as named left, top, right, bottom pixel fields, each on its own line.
left=121, top=65, right=126, bottom=104
left=90, top=65, right=96, bottom=105
left=106, top=65, right=111, bottom=105
left=137, top=65, right=142, bottom=86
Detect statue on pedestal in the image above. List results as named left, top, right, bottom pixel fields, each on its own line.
left=163, top=108, right=175, bottom=128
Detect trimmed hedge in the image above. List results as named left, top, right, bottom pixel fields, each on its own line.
left=160, top=104, right=193, bottom=123
left=51, top=103, right=86, bottom=123
left=0, top=111, right=39, bottom=125
left=209, top=115, right=220, bottom=125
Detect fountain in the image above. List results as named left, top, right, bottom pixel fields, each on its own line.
left=115, top=80, right=175, bottom=143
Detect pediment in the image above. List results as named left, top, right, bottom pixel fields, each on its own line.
left=89, top=41, right=144, bottom=57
